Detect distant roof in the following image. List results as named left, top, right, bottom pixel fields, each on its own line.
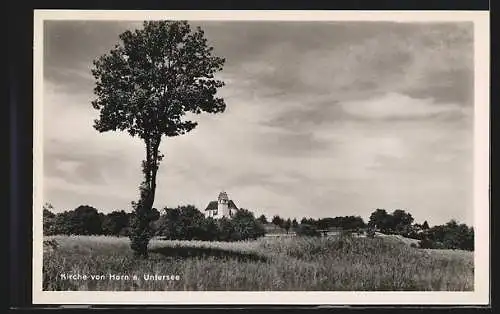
left=205, top=201, right=218, bottom=211
left=228, top=200, right=238, bottom=210
left=205, top=199, right=239, bottom=211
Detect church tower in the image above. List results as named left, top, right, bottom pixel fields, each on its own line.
left=218, top=191, right=229, bottom=217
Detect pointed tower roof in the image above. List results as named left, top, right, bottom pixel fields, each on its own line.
left=218, top=191, right=229, bottom=201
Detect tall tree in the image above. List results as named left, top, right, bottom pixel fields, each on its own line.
left=283, top=218, right=292, bottom=234
left=155, top=205, right=205, bottom=240
left=257, top=214, right=268, bottom=224
left=368, top=209, right=391, bottom=233
left=155, top=207, right=182, bottom=239
left=391, top=209, right=414, bottom=235
left=272, top=215, right=283, bottom=227
left=69, top=205, right=103, bottom=235
left=43, top=203, right=56, bottom=236
left=91, top=21, right=226, bottom=257
left=232, top=209, right=266, bottom=240
left=102, top=210, right=130, bottom=236
left=199, top=217, right=219, bottom=241
left=341, top=215, right=366, bottom=231
left=178, top=205, right=206, bottom=240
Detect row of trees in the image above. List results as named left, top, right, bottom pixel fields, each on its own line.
left=43, top=204, right=369, bottom=238
left=44, top=203, right=474, bottom=251
left=259, top=211, right=415, bottom=238
left=44, top=204, right=366, bottom=239
left=257, top=214, right=367, bottom=233
left=258, top=215, right=298, bottom=233
left=43, top=203, right=157, bottom=237
left=366, top=208, right=473, bottom=251
left=260, top=209, right=474, bottom=251
left=43, top=203, right=265, bottom=241
left=419, top=220, right=474, bottom=251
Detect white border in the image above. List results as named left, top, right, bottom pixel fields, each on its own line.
left=33, top=10, right=490, bottom=305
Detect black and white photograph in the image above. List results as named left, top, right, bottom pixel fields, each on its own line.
left=33, top=10, right=489, bottom=304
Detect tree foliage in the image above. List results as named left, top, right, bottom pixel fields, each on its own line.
left=296, top=224, right=321, bottom=237
left=69, top=205, right=103, bottom=235
left=257, top=214, right=268, bottom=224
left=390, top=209, right=414, bottom=235
left=231, top=209, right=266, bottom=240
left=90, top=20, right=227, bottom=257
left=283, top=218, right=292, bottom=233
left=154, top=205, right=205, bottom=240
left=316, top=216, right=366, bottom=231
left=368, top=209, right=391, bottom=233
left=41, top=202, right=473, bottom=251
left=365, top=209, right=474, bottom=251
left=271, top=215, right=284, bottom=227
left=43, top=205, right=102, bottom=236
left=420, top=220, right=474, bottom=251
left=300, top=217, right=313, bottom=225
left=153, top=206, right=265, bottom=241
left=101, top=210, right=130, bottom=236
left=43, top=203, right=57, bottom=235
left=368, top=209, right=413, bottom=235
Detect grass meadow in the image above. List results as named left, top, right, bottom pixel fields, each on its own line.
left=42, top=235, right=474, bottom=291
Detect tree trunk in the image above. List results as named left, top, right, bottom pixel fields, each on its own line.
left=130, top=136, right=161, bottom=258
left=149, top=137, right=161, bottom=206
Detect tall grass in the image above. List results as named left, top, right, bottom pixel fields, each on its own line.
left=43, top=235, right=473, bottom=291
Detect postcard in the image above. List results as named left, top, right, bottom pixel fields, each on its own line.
left=33, top=10, right=490, bottom=305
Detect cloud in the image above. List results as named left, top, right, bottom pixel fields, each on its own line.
left=44, top=139, right=134, bottom=185
left=199, top=21, right=474, bottom=107
left=250, top=131, right=333, bottom=157
left=44, top=20, right=142, bottom=95
left=44, top=21, right=473, bottom=106
left=340, top=92, right=470, bottom=121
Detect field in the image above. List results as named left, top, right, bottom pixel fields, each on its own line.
left=42, top=235, right=474, bottom=291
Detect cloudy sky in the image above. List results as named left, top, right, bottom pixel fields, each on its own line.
left=42, top=20, right=474, bottom=226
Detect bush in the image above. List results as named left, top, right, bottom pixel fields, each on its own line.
left=214, top=210, right=266, bottom=242
left=366, top=227, right=376, bottom=239
left=296, top=224, right=321, bottom=237
left=118, top=227, right=131, bottom=237
left=154, top=207, right=266, bottom=242
left=231, top=209, right=266, bottom=241
left=419, top=238, right=432, bottom=249
left=422, top=220, right=474, bottom=251
left=155, top=205, right=206, bottom=240
left=216, top=217, right=235, bottom=241
left=341, top=229, right=354, bottom=237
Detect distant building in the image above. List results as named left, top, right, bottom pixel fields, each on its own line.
left=205, top=191, right=238, bottom=219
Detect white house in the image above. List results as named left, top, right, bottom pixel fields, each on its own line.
left=205, top=191, right=238, bottom=219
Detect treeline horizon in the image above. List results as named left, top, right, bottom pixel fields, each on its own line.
left=43, top=202, right=474, bottom=251
left=41, top=202, right=469, bottom=229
